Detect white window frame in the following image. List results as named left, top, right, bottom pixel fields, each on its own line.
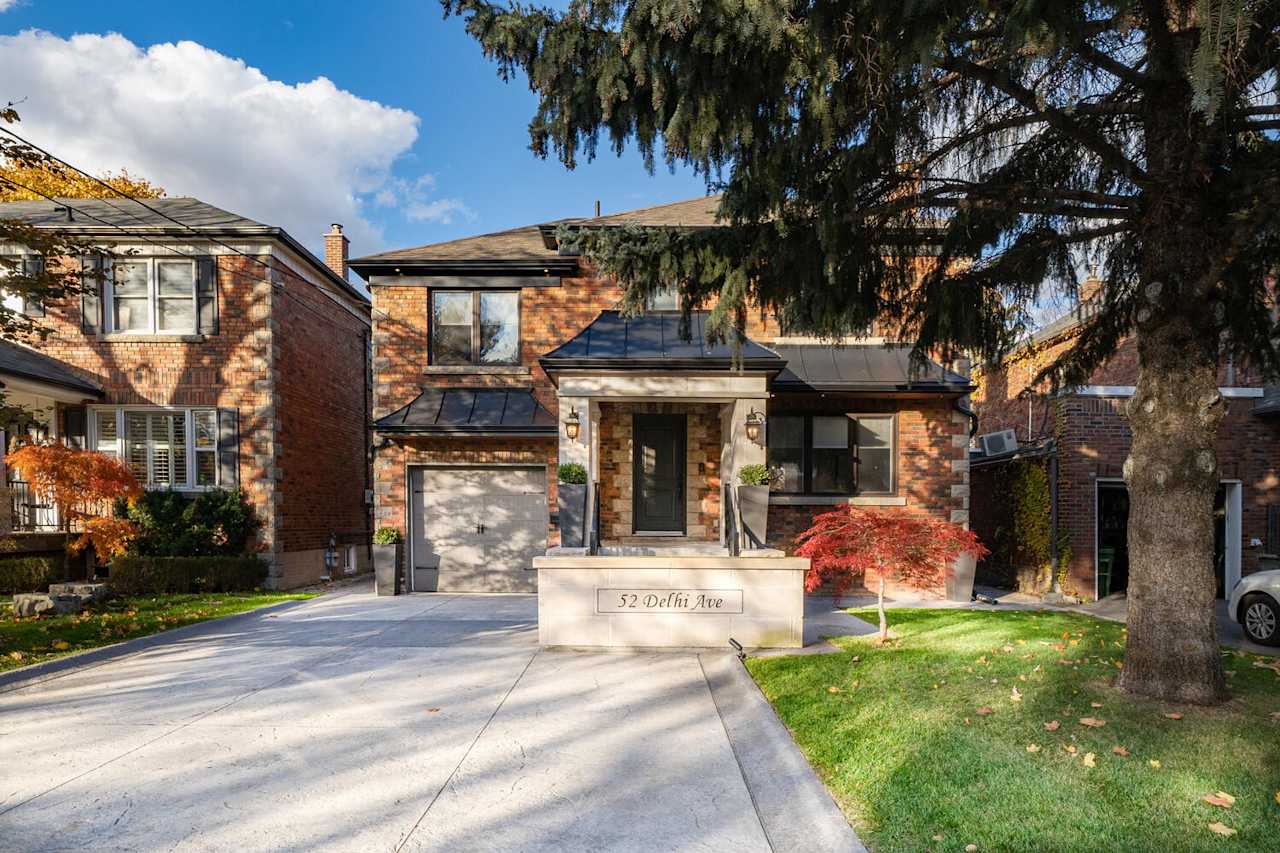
left=88, top=406, right=220, bottom=490
left=105, top=257, right=199, bottom=335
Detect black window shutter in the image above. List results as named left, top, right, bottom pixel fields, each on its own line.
left=1268, top=505, right=1280, bottom=555
left=20, top=256, right=45, bottom=317
left=64, top=406, right=88, bottom=449
left=80, top=254, right=103, bottom=333
left=217, top=407, right=239, bottom=486
left=196, top=257, right=218, bottom=335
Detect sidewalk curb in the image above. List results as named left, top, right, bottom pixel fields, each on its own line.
left=0, top=597, right=315, bottom=694
left=700, top=651, right=867, bottom=853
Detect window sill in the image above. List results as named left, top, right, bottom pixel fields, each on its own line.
left=99, top=333, right=207, bottom=344
left=423, top=365, right=531, bottom=376
left=769, top=494, right=906, bottom=507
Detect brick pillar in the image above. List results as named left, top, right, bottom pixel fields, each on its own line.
left=324, top=224, right=349, bottom=281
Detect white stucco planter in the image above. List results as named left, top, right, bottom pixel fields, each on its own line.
left=532, top=554, right=808, bottom=649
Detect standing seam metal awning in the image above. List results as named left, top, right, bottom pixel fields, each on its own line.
left=769, top=343, right=973, bottom=392
left=374, top=387, right=556, bottom=435
left=539, top=311, right=786, bottom=372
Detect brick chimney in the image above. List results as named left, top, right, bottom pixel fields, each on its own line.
left=1079, top=272, right=1104, bottom=304
left=324, top=223, right=349, bottom=281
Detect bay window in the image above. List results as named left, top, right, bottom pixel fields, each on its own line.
left=767, top=413, right=896, bottom=495
left=430, top=290, right=519, bottom=365
left=93, top=408, right=226, bottom=489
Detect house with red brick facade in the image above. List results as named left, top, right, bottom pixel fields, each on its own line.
left=0, top=198, right=371, bottom=588
left=971, top=283, right=1280, bottom=602
left=354, top=196, right=974, bottom=598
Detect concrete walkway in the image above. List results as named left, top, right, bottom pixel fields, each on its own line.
left=0, top=584, right=861, bottom=852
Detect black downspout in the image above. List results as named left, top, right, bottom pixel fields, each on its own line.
left=1049, top=442, right=1061, bottom=594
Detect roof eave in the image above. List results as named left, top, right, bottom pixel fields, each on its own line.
left=771, top=381, right=976, bottom=394
left=350, top=257, right=580, bottom=276
left=373, top=425, right=557, bottom=436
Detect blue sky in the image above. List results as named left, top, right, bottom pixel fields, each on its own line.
left=0, top=0, right=707, bottom=264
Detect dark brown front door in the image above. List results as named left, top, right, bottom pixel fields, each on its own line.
left=632, top=414, right=686, bottom=533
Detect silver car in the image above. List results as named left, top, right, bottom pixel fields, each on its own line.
left=1228, top=569, right=1280, bottom=646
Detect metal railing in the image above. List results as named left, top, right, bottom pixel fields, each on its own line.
left=7, top=479, right=58, bottom=532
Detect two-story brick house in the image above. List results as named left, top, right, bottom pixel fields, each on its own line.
left=0, top=198, right=372, bottom=588
left=355, top=196, right=975, bottom=594
left=971, top=280, right=1280, bottom=601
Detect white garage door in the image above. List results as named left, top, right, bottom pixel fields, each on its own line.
left=410, top=466, right=546, bottom=592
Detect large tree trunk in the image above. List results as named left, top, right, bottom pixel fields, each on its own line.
left=1115, top=43, right=1230, bottom=704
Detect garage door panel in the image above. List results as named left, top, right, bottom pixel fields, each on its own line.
left=412, top=466, right=546, bottom=593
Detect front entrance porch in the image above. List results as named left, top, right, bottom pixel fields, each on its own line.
left=534, top=310, right=807, bottom=648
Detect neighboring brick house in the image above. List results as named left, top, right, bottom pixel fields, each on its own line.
left=0, top=198, right=372, bottom=588
left=971, top=282, right=1280, bottom=601
left=354, top=196, right=973, bottom=594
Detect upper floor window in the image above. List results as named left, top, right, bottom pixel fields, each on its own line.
left=1, top=255, right=46, bottom=318
left=102, top=257, right=217, bottom=335
left=646, top=284, right=680, bottom=312
left=430, top=290, right=519, bottom=365
left=767, top=413, right=896, bottom=495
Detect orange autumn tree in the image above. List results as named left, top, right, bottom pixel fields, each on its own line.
left=5, top=443, right=143, bottom=579
left=796, top=507, right=988, bottom=642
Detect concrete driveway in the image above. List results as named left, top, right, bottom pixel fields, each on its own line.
left=0, top=585, right=860, bottom=852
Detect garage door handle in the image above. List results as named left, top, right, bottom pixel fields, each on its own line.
left=475, top=523, right=486, bottom=535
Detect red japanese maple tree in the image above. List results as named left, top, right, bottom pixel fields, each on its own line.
left=5, top=443, right=143, bottom=579
left=795, top=507, right=988, bottom=642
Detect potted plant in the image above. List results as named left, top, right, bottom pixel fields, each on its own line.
left=736, top=463, right=771, bottom=550
left=557, top=463, right=589, bottom=548
left=372, top=527, right=403, bottom=596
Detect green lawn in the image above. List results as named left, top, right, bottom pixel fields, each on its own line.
left=1, top=591, right=315, bottom=673
left=748, top=609, right=1280, bottom=853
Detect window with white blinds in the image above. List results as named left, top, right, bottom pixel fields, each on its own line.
left=93, top=408, right=221, bottom=488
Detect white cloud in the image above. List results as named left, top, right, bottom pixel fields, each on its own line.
left=0, top=30, right=438, bottom=257
left=0, top=2, right=20, bottom=13
left=405, top=197, right=476, bottom=225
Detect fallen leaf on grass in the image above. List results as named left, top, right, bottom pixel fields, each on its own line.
left=1274, top=791, right=1279, bottom=806
left=1044, top=720, right=1061, bottom=731
left=851, top=656, right=860, bottom=663
left=1011, top=687, right=1022, bottom=702
left=1202, top=792, right=1236, bottom=809
left=1270, top=711, right=1280, bottom=722
left=50, top=640, right=69, bottom=651
left=8, top=651, right=22, bottom=661
left=1091, top=702, right=1103, bottom=708
left=1149, top=760, right=1161, bottom=769
left=931, top=834, right=943, bottom=842
left=1207, top=822, right=1236, bottom=837
left=1064, top=745, right=1078, bottom=755
left=965, top=845, right=978, bottom=852
left=976, top=706, right=994, bottom=716
left=1026, top=743, right=1040, bottom=752
left=1080, top=717, right=1106, bottom=728
left=1082, top=752, right=1096, bottom=768
left=1112, top=746, right=1129, bottom=757
left=827, top=686, right=842, bottom=694
left=1164, top=712, right=1183, bottom=720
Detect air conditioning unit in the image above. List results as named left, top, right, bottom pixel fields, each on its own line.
left=979, top=429, right=1018, bottom=457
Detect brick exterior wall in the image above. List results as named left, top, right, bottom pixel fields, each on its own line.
left=973, top=327, right=1280, bottom=599
left=13, top=248, right=371, bottom=589
left=595, top=402, right=721, bottom=542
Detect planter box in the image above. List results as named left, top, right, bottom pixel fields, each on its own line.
left=946, top=552, right=977, bottom=602
left=373, top=543, right=403, bottom=596
left=557, top=483, right=588, bottom=549
left=736, top=485, right=770, bottom=550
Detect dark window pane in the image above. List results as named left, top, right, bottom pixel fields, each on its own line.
left=479, top=292, right=519, bottom=364
left=432, top=292, right=472, bottom=364
left=811, top=416, right=851, bottom=493
left=767, top=416, right=804, bottom=493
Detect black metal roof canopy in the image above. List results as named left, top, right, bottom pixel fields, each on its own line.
left=374, top=387, right=556, bottom=435
left=770, top=343, right=974, bottom=393
left=540, top=311, right=787, bottom=375
left=0, top=339, right=103, bottom=397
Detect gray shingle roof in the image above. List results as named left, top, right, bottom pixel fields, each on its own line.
left=374, top=387, right=555, bottom=434
left=540, top=311, right=786, bottom=370
left=351, top=224, right=568, bottom=265
left=0, top=339, right=103, bottom=396
left=770, top=343, right=972, bottom=392
left=0, top=198, right=368, bottom=305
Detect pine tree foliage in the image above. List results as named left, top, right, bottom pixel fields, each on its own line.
left=444, top=0, right=1280, bottom=389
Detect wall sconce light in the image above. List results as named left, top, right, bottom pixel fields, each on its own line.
left=744, top=409, right=765, bottom=442
left=564, top=407, right=581, bottom=440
